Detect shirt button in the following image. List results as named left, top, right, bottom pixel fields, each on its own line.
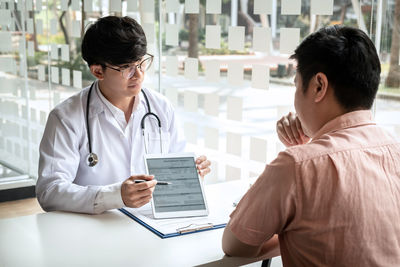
left=120, top=134, right=124, bottom=139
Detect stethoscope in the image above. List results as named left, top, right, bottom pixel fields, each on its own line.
left=86, top=82, right=163, bottom=167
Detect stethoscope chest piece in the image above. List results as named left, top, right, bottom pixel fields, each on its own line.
left=87, top=153, right=98, bottom=167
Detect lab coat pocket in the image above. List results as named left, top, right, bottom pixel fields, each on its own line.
left=146, top=131, right=171, bottom=154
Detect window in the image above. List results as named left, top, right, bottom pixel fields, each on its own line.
left=0, top=0, right=399, bottom=187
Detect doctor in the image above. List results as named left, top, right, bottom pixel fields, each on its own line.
left=36, top=16, right=211, bottom=214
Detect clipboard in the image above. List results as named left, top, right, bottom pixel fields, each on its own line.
left=118, top=179, right=247, bottom=238
left=119, top=179, right=255, bottom=238
left=119, top=207, right=226, bottom=238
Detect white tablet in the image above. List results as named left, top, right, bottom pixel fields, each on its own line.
left=144, top=152, right=209, bottom=219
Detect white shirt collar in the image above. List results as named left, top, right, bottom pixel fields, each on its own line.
left=94, top=81, right=142, bottom=130
left=94, top=81, right=144, bottom=113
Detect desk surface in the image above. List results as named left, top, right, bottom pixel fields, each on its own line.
left=0, top=180, right=268, bottom=267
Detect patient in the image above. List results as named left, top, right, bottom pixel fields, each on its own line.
left=222, top=25, right=400, bottom=266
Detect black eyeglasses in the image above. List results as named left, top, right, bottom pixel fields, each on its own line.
left=105, top=54, right=154, bottom=80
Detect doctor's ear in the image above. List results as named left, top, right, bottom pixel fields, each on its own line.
left=90, top=65, right=105, bottom=80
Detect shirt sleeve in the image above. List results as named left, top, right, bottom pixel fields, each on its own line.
left=36, top=111, right=118, bottom=214
left=93, top=182, right=125, bottom=214
left=228, top=151, right=297, bottom=246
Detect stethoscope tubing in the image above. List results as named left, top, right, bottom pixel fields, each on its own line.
left=85, top=82, right=163, bottom=167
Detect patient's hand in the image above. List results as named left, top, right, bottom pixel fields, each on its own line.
left=276, top=112, right=310, bottom=147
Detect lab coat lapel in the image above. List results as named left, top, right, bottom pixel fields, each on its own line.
left=130, top=92, right=146, bottom=171
left=87, top=81, right=104, bottom=119
left=131, top=91, right=147, bottom=144
left=91, top=81, right=124, bottom=135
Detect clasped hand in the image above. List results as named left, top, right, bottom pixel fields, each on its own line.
left=276, top=112, right=311, bottom=147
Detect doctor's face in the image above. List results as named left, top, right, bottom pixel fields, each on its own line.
left=101, top=54, right=153, bottom=97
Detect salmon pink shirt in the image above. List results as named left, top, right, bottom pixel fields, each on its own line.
left=229, top=110, right=400, bottom=266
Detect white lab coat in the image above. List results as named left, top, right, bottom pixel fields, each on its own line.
left=36, top=81, right=186, bottom=214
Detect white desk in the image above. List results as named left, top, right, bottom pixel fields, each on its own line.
left=0, top=180, right=270, bottom=267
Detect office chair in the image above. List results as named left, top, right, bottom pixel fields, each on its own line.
left=261, top=258, right=272, bottom=267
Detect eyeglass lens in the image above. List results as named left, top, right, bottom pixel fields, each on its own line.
left=123, top=57, right=153, bottom=79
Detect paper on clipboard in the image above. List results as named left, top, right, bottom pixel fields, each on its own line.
left=120, top=180, right=251, bottom=237
left=123, top=205, right=225, bottom=235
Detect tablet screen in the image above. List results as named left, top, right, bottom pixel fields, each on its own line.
left=146, top=157, right=206, bottom=213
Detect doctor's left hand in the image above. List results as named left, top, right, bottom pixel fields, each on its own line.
left=121, top=175, right=157, bottom=208
left=196, top=155, right=211, bottom=179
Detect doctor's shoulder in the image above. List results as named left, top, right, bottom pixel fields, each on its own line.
left=142, top=88, right=175, bottom=116
left=47, top=89, right=87, bottom=130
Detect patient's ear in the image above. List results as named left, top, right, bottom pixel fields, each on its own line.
left=312, top=72, right=329, bottom=103
left=90, top=65, right=105, bottom=80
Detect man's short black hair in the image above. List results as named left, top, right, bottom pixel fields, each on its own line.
left=81, top=16, right=147, bottom=67
left=290, top=25, right=381, bottom=110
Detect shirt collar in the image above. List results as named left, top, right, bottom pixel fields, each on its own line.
left=87, top=81, right=149, bottom=119
left=96, top=82, right=120, bottom=117
left=312, top=110, right=375, bottom=140
left=94, top=80, right=143, bottom=115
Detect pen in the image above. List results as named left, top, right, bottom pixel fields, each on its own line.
left=134, top=179, right=172, bottom=185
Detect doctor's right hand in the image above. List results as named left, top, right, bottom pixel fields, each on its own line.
left=121, top=175, right=157, bottom=208
left=276, top=112, right=310, bottom=148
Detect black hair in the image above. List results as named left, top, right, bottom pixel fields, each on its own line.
left=81, top=16, right=147, bottom=67
left=290, top=25, right=381, bottom=110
